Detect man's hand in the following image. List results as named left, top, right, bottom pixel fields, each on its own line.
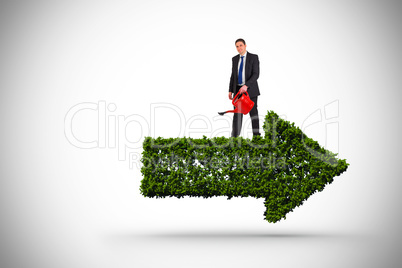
left=239, top=85, right=248, bottom=94
left=228, top=92, right=233, bottom=100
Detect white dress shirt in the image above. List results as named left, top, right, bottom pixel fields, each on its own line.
left=237, top=51, right=247, bottom=86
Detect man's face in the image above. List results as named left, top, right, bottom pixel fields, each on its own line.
left=235, top=42, right=247, bottom=55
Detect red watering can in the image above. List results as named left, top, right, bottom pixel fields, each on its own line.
left=218, top=91, right=254, bottom=116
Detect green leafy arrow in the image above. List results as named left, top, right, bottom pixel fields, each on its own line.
left=140, top=110, right=349, bottom=223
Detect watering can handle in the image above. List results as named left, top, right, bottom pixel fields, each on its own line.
left=232, top=91, right=248, bottom=105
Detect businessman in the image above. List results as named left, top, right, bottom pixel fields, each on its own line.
left=228, top=38, right=260, bottom=137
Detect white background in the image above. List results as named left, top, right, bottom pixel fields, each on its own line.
left=1, top=1, right=401, bottom=267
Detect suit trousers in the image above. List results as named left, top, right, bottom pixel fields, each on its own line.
left=231, top=87, right=260, bottom=137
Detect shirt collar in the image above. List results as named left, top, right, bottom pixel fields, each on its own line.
left=240, top=51, right=247, bottom=58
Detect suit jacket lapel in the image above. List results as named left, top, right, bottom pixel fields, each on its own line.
left=245, top=52, right=251, bottom=76
left=234, top=55, right=240, bottom=81
left=234, top=55, right=240, bottom=68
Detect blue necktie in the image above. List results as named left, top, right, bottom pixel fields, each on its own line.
left=238, top=56, right=244, bottom=85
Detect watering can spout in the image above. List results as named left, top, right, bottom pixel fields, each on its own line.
left=218, top=91, right=254, bottom=116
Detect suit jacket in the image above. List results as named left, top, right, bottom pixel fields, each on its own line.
left=229, top=51, right=260, bottom=98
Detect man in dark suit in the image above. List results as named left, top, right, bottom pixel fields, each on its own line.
left=228, top=38, right=260, bottom=137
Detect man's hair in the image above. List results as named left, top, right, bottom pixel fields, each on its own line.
left=235, top=38, right=246, bottom=45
